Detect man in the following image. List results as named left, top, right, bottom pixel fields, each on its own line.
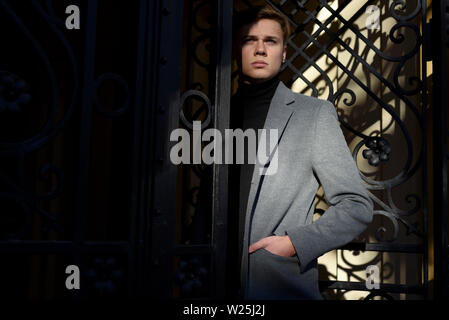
left=227, top=6, right=373, bottom=300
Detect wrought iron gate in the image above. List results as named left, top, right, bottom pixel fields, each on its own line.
left=0, top=0, right=447, bottom=300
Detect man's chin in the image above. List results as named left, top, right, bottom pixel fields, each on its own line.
left=243, top=74, right=275, bottom=84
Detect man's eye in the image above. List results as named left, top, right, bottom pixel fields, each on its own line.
left=243, top=39, right=254, bottom=43
left=266, top=39, right=276, bottom=43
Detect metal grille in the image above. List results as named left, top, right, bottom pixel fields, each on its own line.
left=0, top=0, right=447, bottom=300
left=0, top=0, right=154, bottom=298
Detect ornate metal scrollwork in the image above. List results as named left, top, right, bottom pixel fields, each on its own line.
left=0, top=71, right=31, bottom=113
left=0, top=0, right=79, bottom=151
left=174, top=256, right=209, bottom=297
left=85, top=257, right=124, bottom=296
left=179, top=89, right=213, bottom=130
left=0, top=0, right=78, bottom=238
left=0, top=162, right=65, bottom=239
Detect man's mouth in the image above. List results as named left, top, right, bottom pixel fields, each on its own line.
left=251, top=61, right=268, bottom=67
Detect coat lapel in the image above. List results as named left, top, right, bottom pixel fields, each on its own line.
left=240, top=81, right=296, bottom=295
left=244, top=81, right=296, bottom=217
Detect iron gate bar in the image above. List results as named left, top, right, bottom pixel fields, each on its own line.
left=211, top=0, right=233, bottom=300
left=431, top=0, right=449, bottom=300
left=420, top=0, right=429, bottom=300
left=126, top=0, right=162, bottom=298
left=320, top=281, right=425, bottom=294
left=0, top=241, right=129, bottom=253
left=73, top=0, right=98, bottom=299
left=147, top=0, right=184, bottom=299
left=341, top=242, right=424, bottom=253
left=174, top=244, right=213, bottom=255
left=140, top=0, right=162, bottom=298
left=76, top=0, right=97, bottom=246
left=128, top=0, right=150, bottom=297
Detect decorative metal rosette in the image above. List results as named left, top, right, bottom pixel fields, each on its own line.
left=174, top=256, right=208, bottom=296
left=85, top=257, right=123, bottom=296
left=362, top=137, right=392, bottom=166
left=0, top=71, right=31, bottom=112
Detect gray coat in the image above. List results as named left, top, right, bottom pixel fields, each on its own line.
left=240, top=81, right=373, bottom=300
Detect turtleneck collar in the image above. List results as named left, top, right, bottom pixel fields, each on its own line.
left=237, top=73, right=280, bottom=98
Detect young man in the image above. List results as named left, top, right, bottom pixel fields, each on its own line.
left=227, top=6, right=373, bottom=300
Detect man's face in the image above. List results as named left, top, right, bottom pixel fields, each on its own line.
left=237, top=19, right=287, bottom=84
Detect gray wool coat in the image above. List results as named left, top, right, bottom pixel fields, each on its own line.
left=240, top=81, right=373, bottom=300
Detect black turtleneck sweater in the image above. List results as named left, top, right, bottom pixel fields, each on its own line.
left=227, top=74, right=280, bottom=296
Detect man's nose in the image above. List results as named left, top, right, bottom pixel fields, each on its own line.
left=254, top=40, right=266, bottom=55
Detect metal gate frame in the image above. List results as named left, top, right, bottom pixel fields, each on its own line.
left=0, top=0, right=447, bottom=300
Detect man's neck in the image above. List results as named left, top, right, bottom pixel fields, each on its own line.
left=240, top=74, right=277, bottom=86
left=237, top=73, right=280, bottom=98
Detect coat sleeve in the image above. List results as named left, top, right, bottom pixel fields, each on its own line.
left=285, top=101, right=373, bottom=273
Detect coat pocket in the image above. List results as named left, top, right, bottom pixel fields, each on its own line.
left=259, top=248, right=299, bottom=263
left=248, top=248, right=322, bottom=300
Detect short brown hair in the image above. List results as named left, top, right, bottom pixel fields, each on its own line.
left=233, top=5, right=291, bottom=45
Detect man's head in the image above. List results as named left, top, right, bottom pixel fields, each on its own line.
left=233, top=6, right=291, bottom=84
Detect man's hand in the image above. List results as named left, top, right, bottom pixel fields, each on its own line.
left=248, top=235, right=296, bottom=257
